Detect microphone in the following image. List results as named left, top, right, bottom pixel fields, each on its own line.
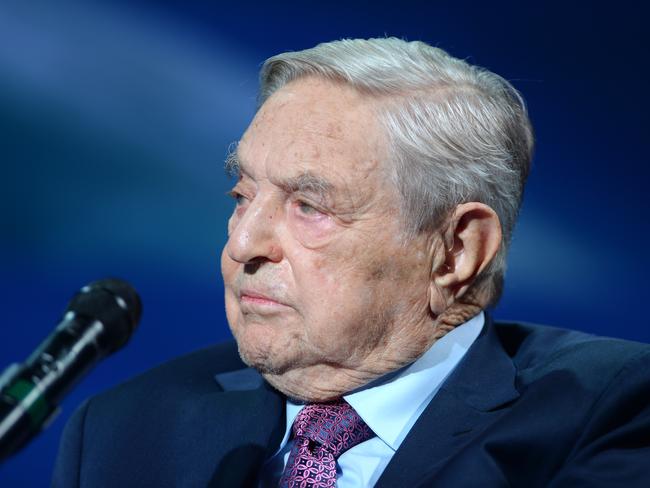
left=0, top=278, right=142, bottom=461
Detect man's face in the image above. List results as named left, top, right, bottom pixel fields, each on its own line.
left=221, top=77, right=434, bottom=379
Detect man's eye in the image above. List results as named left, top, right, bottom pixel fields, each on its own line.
left=296, top=201, right=319, bottom=215
left=228, top=191, right=248, bottom=206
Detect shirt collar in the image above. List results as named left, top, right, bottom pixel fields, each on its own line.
left=282, top=312, right=484, bottom=452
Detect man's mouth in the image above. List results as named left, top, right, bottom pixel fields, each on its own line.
left=239, top=288, right=288, bottom=308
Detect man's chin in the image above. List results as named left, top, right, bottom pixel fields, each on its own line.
left=261, top=369, right=346, bottom=403
left=236, top=342, right=293, bottom=375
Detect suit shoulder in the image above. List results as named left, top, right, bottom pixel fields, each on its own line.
left=54, top=341, right=268, bottom=486
left=493, top=320, right=650, bottom=389
left=94, top=339, right=244, bottom=404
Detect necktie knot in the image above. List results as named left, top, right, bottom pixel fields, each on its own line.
left=292, top=401, right=373, bottom=458
left=278, top=401, right=374, bottom=487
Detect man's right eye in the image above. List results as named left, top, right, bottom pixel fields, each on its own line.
left=228, top=191, right=248, bottom=206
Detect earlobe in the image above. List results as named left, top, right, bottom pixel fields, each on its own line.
left=429, top=280, right=451, bottom=316
left=431, top=203, right=502, bottom=305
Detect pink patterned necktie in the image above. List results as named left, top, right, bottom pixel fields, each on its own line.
left=278, top=401, right=374, bottom=488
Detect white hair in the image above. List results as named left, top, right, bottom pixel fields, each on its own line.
left=258, top=38, right=534, bottom=304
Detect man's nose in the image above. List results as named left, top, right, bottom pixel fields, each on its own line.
left=225, top=198, right=283, bottom=264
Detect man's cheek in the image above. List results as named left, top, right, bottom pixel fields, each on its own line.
left=297, top=267, right=341, bottom=316
left=306, top=257, right=344, bottom=291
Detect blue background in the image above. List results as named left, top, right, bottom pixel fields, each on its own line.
left=1, top=0, right=648, bottom=484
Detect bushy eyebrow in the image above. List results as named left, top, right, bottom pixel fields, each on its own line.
left=224, top=143, right=335, bottom=201
left=224, top=142, right=241, bottom=178
left=279, top=172, right=334, bottom=201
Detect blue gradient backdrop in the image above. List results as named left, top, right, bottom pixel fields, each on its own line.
left=1, top=0, right=647, bottom=484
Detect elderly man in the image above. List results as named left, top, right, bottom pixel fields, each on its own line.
left=53, top=38, right=650, bottom=487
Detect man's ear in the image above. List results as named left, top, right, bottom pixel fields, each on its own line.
left=429, top=202, right=502, bottom=315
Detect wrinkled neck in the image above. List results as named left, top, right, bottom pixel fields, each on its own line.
left=262, top=301, right=483, bottom=402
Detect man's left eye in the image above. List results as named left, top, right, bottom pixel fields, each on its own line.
left=296, top=201, right=320, bottom=215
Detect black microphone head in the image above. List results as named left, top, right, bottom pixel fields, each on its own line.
left=66, top=278, right=142, bottom=354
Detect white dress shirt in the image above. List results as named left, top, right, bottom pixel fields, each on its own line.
left=259, top=312, right=484, bottom=487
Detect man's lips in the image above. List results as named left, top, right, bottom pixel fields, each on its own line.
left=239, top=288, right=288, bottom=307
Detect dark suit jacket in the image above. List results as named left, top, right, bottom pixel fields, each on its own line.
left=52, top=317, right=650, bottom=487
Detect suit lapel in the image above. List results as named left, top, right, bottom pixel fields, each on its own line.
left=376, top=315, right=520, bottom=487
left=201, top=369, right=285, bottom=487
